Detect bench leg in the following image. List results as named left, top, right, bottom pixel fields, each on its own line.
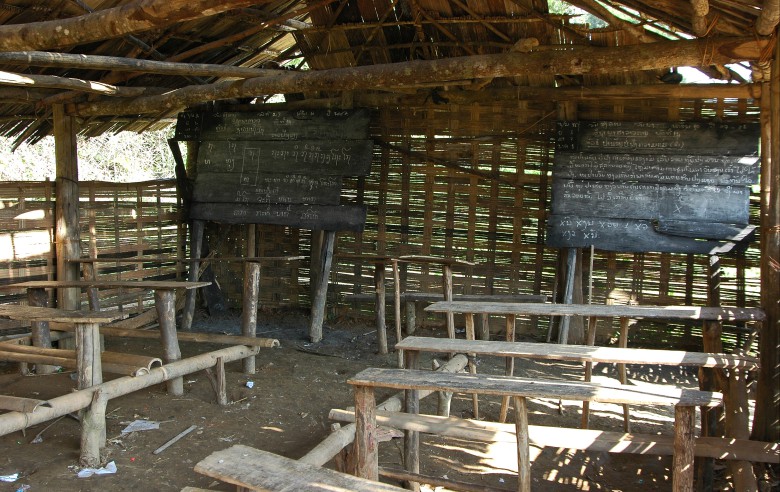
left=241, top=262, right=260, bottom=375
left=28, top=287, right=56, bottom=375
left=618, top=317, right=631, bottom=433
left=156, top=289, right=183, bottom=396
left=205, top=357, right=228, bottom=406
left=404, top=350, right=421, bottom=491
left=76, top=322, right=102, bottom=389
left=672, top=406, right=695, bottom=492
left=354, top=385, right=378, bottom=481
left=464, top=313, right=479, bottom=420
left=499, top=314, right=517, bottom=423
left=581, top=316, right=599, bottom=429
left=514, top=396, right=531, bottom=492
left=393, top=259, right=404, bottom=368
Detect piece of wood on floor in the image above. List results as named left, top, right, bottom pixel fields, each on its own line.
left=194, top=445, right=406, bottom=491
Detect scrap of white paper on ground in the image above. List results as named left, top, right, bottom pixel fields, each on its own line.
left=121, top=419, right=161, bottom=434
left=0, top=473, right=19, bottom=482
left=77, top=461, right=117, bottom=478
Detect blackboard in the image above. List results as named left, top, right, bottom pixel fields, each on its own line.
left=554, top=153, right=759, bottom=186
left=190, top=203, right=367, bottom=232
left=178, top=108, right=372, bottom=231
left=175, top=109, right=370, bottom=141
left=546, top=215, right=739, bottom=254
left=196, top=140, right=373, bottom=175
left=192, top=173, right=343, bottom=205
left=547, top=119, right=760, bottom=254
left=555, top=120, right=760, bottom=155
left=551, top=180, right=750, bottom=224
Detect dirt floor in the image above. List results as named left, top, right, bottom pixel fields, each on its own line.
left=0, top=309, right=773, bottom=491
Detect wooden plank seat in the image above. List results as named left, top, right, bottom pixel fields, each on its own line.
left=194, top=444, right=407, bottom=492
left=348, top=367, right=721, bottom=492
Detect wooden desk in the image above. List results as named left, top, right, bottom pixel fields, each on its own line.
left=0, top=304, right=120, bottom=387
left=0, top=280, right=209, bottom=395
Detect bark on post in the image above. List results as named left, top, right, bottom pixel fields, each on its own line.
left=241, top=261, right=260, bottom=374
left=54, top=104, right=81, bottom=312
left=80, top=388, right=108, bottom=467
left=310, top=231, right=335, bottom=343
left=76, top=322, right=102, bottom=389
left=374, top=263, right=388, bottom=355
left=672, top=406, right=696, bottom=492
left=155, top=289, right=183, bottom=395
left=27, top=288, right=55, bottom=374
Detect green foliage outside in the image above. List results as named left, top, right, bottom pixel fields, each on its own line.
left=0, top=129, right=176, bottom=182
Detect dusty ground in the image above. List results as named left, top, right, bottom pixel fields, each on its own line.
left=0, top=310, right=770, bottom=491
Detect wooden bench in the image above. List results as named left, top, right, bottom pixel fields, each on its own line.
left=348, top=367, right=722, bottom=492
left=193, top=444, right=407, bottom=491
left=425, top=301, right=764, bottom=426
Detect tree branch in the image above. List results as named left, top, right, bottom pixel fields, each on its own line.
left=0, top=0, right=264, bottom=51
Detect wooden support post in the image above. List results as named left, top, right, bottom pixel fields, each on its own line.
left=617, top=316, right=631, bottom=433
left=205, top=357, right=228, bottom=406
left=375, top=263, right=388, bottom=355
left=155, top=289, right=183, bottom=395
left=76, top=322, right=102, bottom=389
left=182, top=219, right=204, bottom=332
left=754, top=34, right=779, bottom=446
left=354, top=385, right=378, bottom=481
left=404, top=349, right=420, bottom=492
left=310, top=231, right=335, bottom=343
left=310, top=230, right=324, bottom=299
left=581, top=316, right=599, bottom=429
left=724, top=368, right=758, bottom=491
left=82, top=263, right=101, bottom=311
left=54, top=105, right=81, bottom=313
left=27, top=287, right=55, bottom=374
left=80, top=388, right=107, bottom=467
left=392, top=259, right=403, bottom=367
left=672, top=406, right=696, bottom=492
left=499, top=314, right=517, bottom=423
left=514, top=396, right=531, bottom=492
left=464, top=313, right=479, bottom=419
left=478, top=313, right=490, bottom=341
left=558, top=248, right=577, bottom=344
left=405, top=301, right=417, bottom=336
left=442, top=264, right=455, bottom=339
left=241, top=262, right=260, bottom=374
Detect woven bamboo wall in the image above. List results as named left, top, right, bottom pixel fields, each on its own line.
left=0, top=180, right=184, bottom=326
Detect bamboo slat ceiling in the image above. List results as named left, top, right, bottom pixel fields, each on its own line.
left=0, top=0, right=775, bottom=145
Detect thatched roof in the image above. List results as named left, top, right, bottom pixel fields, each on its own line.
left=0, top=0, right=775, bottom=146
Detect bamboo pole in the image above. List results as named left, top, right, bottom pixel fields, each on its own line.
left=0, top=345, right=260, bottom=437
left=54, top=324, right=280, bottom=347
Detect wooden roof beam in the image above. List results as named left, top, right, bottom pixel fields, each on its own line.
left=0, top=70, right=164, bottom=97
left=72, top=36, right=768, bottom=117
left=0, top=0, right=265, bottom=51
left=755, top=0, right=779, bottom=36
left=0, top=51, right=281, bottom=79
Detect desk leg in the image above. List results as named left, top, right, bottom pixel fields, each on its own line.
left=499, top=314, right=516, bottom=423
left=724, top=367, right=757, bottom=490
left=182, top=219, right=204, bottom=332
left=375, top=264, right=388, bottom=355
left=354, top=385, right=378, bottom=481
left=80, top=388, right=108, bottom=467
left=404, top=350, right=421, bottom=491
left=672, top=406, right=695, bottom=492
left=443, top=265, right=455, bottom=339
left=75, top=322, right=102, bottom=389
left=581, top=316, right=599, bottom=429
left=27, top=287, right=55, bottom=375
left=464, top=313, right=479, bottom=420
left=618, top=317, right=631, bottom=433
left=156, top=289, right=183, bottom=395
left=241, top=262, right=261, bottom=375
